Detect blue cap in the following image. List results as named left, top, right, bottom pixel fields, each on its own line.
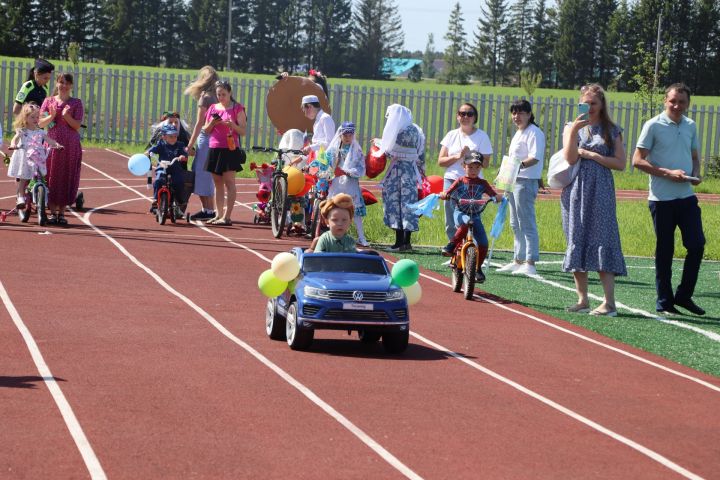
left=161, top=124, right=178, bottom=135
left=340, top=121, right=356, bottom=134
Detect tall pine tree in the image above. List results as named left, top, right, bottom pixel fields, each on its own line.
left=422, top=33, right=436, bottom=79
left=470, top=0, right=508, bottom=86
left=527, top=0, right=555, bottom=86
left=351, top=0, right=404, bottom=79
left=442, top=3, right=469, bottom=84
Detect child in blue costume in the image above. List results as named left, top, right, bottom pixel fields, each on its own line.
left=439, top=151, right=499, bottom=283
left=145, top=124, right=188, bottom=212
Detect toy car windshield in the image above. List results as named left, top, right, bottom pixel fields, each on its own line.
left=303, top=256, right=386, bottom=275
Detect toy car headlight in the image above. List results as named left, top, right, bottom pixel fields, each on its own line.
left=304, top=286, right=329, bottom=299
left=386, top=288, right=405, bottom=301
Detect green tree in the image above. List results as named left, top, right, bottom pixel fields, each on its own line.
left=593, top=0, right=618, bottom=87
left=186, top=0, right=230, bottom=69
left=422, top=33, right=436, bottom=79
left=470, top=0, right=508, bottom=86
left=607, top=0, right=635, bottom=90
left=441, top=2, right=469, bottom=84
left=554, top=0, right=595, bottom=87
left=504, top=0, right=533, bottom=83
left=310, top=0, right=354, bottom=76
left=527, top=0, right=556, bottom=86
left=408, top=63, right=422, bottom=82
left=686, top=0, right=720, bottom=94
left=34, top=0, right=66, bottom=58
left=0, top=0, right=34, bottom=58
left=351, top=0, right=404, bottom=79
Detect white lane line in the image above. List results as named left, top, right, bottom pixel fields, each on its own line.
left=93, top=152, right=713, bottom=476
left=413, top=264, right=720, bottom=393
left=0, top=280, right=107, bottom=479
left=72, top=205, right=422, bottom=480
left=413, top=329, right=704, bottom=480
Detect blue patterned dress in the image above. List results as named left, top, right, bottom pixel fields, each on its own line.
left=381, top=124, right=426, bottom=231
left=561, top=124, right=627, bottom=275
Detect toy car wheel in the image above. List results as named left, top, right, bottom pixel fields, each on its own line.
left=286, top=302, right=313, bottom=350
left=358, top=330, right=381, bottom=343
left=382, top=331, right=409, bottom=354
left=265, top=298, right=286, bottom=340
left=463, top=247, right=477, bottom=300
left=253, top=214, right=258, bottom=224
left=451, top=266, right=462, bottom=293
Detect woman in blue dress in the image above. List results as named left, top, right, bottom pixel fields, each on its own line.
left=561, top=84, right=627, bottom=317
left=374, top=104, right=426, bottom=251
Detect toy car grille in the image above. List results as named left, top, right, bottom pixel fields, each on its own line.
left=325, top=290, right=387, bottom=301
left=323, top=309, right=390, bottom=321
left=303, top=305, right=321, bottom=316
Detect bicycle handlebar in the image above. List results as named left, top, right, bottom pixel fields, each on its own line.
left=252, top=146, right=304, bottom=155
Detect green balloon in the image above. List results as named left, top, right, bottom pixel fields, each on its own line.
left=258, top=269, right=288, bottom=297
left=391, top=259, right=419, bottom=287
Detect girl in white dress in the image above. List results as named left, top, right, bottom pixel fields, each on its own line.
left=327, top=122, right=368, bottom=246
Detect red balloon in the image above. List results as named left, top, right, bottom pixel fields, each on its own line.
left=365, top=139, right=386, bottom=179
left=426, top=175, right=444, bottom=194
left=361, top=187, right=378, bottom=206
left=298, top=174, right=315, bottom=196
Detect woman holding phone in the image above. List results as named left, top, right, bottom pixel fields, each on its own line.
left=561, top=83, right=626, bottom=317
left=203, top=80, right=247, bottom=226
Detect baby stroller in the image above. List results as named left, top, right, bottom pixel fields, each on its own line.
left=250, top=162, right=274, bottom=224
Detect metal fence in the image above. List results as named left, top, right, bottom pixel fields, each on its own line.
left=3, top=60, right=719, bottom=170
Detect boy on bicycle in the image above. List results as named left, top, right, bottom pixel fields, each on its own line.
left=146, top=124, right=188, bottom=213
left=439, top=151, right=499, bottom=283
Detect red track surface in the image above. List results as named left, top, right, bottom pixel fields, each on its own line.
left=2, top=149, right=719, bottom=479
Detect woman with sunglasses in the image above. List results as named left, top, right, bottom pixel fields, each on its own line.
left=202, top=80, right=247, bottom=226
left=437, top=103, right=492, bottom=247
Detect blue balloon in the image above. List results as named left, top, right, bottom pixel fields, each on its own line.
left=128, top=154, right=151, bottom=176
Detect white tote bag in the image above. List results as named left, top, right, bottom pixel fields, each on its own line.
left=547, top=150, right=580, bottom=189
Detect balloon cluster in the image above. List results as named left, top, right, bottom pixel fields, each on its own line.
left=390, top=259, right=422, bottom=306
left=258, top=252, right=301, bottom=297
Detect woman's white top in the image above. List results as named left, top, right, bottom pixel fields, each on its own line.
left=440, top=128, right=493, bottom=180
left=508, top=123, right=546, bottom=180
left=309, top=110, right=336, bottom=151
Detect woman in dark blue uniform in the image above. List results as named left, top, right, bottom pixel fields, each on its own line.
left=13, top=58, right=54, bottom=115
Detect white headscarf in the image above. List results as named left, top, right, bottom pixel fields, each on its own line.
left=327, top=126, right=364, bottom=174
left=374, top=104, right=412, bottom=157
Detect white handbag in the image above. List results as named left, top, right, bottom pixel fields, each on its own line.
left=547, top=150, right=580, bottom=189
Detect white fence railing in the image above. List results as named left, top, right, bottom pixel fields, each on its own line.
left=2, top=60, right=718, bottom=170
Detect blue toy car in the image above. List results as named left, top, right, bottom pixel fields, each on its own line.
left=266, top=247, right=410, bottom=353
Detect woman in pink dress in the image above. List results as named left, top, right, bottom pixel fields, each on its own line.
left=40, top=73, right=84, bottom=225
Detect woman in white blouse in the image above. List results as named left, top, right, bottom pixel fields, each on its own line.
left=437, top=103, right=493, bottom=244
left=497, top=99, right=546, bottom=276
left=301, top=94, right=335, bottom=157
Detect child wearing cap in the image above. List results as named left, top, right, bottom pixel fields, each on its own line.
left=301, top=94, right=335, bottom=156
left=439, top=151, right=499, bottom=283
left=145, top=124, right=188, bottom=213
left=327, top=121, right=369, bottom=246
left=308, top=193, right=358, bottom=253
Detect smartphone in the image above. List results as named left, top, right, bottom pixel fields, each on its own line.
left=578, top=103, right=590, bottom=120
left=211, top=113, right=222, bottom=120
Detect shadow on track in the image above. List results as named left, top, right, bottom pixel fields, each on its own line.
left=298, top=338, right=476, bottom=361
left=0, top=376, right=66, bottom=389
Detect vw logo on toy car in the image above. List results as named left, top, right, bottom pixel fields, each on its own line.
left=352, top=291, right=363, bottom=302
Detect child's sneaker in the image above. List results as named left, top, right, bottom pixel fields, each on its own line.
left=149, top=201, right=157, bottom=214
left=441, top=242, right=455, bottom=257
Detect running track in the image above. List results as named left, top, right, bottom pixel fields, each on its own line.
left=1, top=149, right=719, bottom=479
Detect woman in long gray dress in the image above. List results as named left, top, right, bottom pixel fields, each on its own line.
left=375, top=104, right=426, bottom=251
left=561, top=84, right=627, bottom=317
left=184, top=66, right=219, bottom=220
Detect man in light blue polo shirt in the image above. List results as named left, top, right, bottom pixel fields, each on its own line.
left=632, top=83, right=705, bottom=316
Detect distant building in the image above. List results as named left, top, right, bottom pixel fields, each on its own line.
left=383, top=58, right=423, bottom=77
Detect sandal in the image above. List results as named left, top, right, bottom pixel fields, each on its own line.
left=206, top=217, right=222, bottom=224
left=214, top=218, right=232, bottom=226
left=565, top=303, right=590, bottom=313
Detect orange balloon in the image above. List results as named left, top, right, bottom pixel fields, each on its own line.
left=283, top=166, right=306, bottom=196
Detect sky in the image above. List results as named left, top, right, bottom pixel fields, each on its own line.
left=394, top=0, right=485, bottom=52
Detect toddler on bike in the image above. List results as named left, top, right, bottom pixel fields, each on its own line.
left=146, top=124, right=188, bottom=213
left=439, top=151, right=499, bottom=281
left=308, top=193, right=358, bottom=253
left=7, top=103, right=63, bottom=209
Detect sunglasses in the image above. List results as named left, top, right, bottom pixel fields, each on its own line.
left=457, top=111, right=475, bottom=117
left=215, top=80, right=231, bottom=89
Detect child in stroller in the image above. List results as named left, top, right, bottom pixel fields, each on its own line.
left=249, top=161, right=274, bottom=224
left=145, top=124, right=190, bottom=215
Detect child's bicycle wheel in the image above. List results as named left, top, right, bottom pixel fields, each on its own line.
left=462, top=246, right=478, bottom=300
left=451, top=264, right=463, bottom=293
left=157, top=190, right=169, bottom=225
left=270, top=175, right=288, bottom=238
left=34, top=183, right=47, bottom=226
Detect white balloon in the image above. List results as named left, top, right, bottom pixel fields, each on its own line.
left=271, top=252, right=301, bottom=282
left=402, top=282, right=422, bottom=306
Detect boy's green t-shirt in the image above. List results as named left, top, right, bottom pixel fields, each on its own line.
left=314, top=231, right=356, bottom=253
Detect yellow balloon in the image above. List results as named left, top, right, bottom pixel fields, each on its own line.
left=283, top=166, right=306, bottom=196
left=258, top=269, right=288, bottom=298
left=402, top=282, right=422, bottom=306
left=271, top=252, right=301, bottom=282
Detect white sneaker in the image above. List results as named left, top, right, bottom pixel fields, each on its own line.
left=496, top=262, right=522, bottom=273
left=441, top=259, right=452, bottom=266
left=512, top=263, right=538, bottom=276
